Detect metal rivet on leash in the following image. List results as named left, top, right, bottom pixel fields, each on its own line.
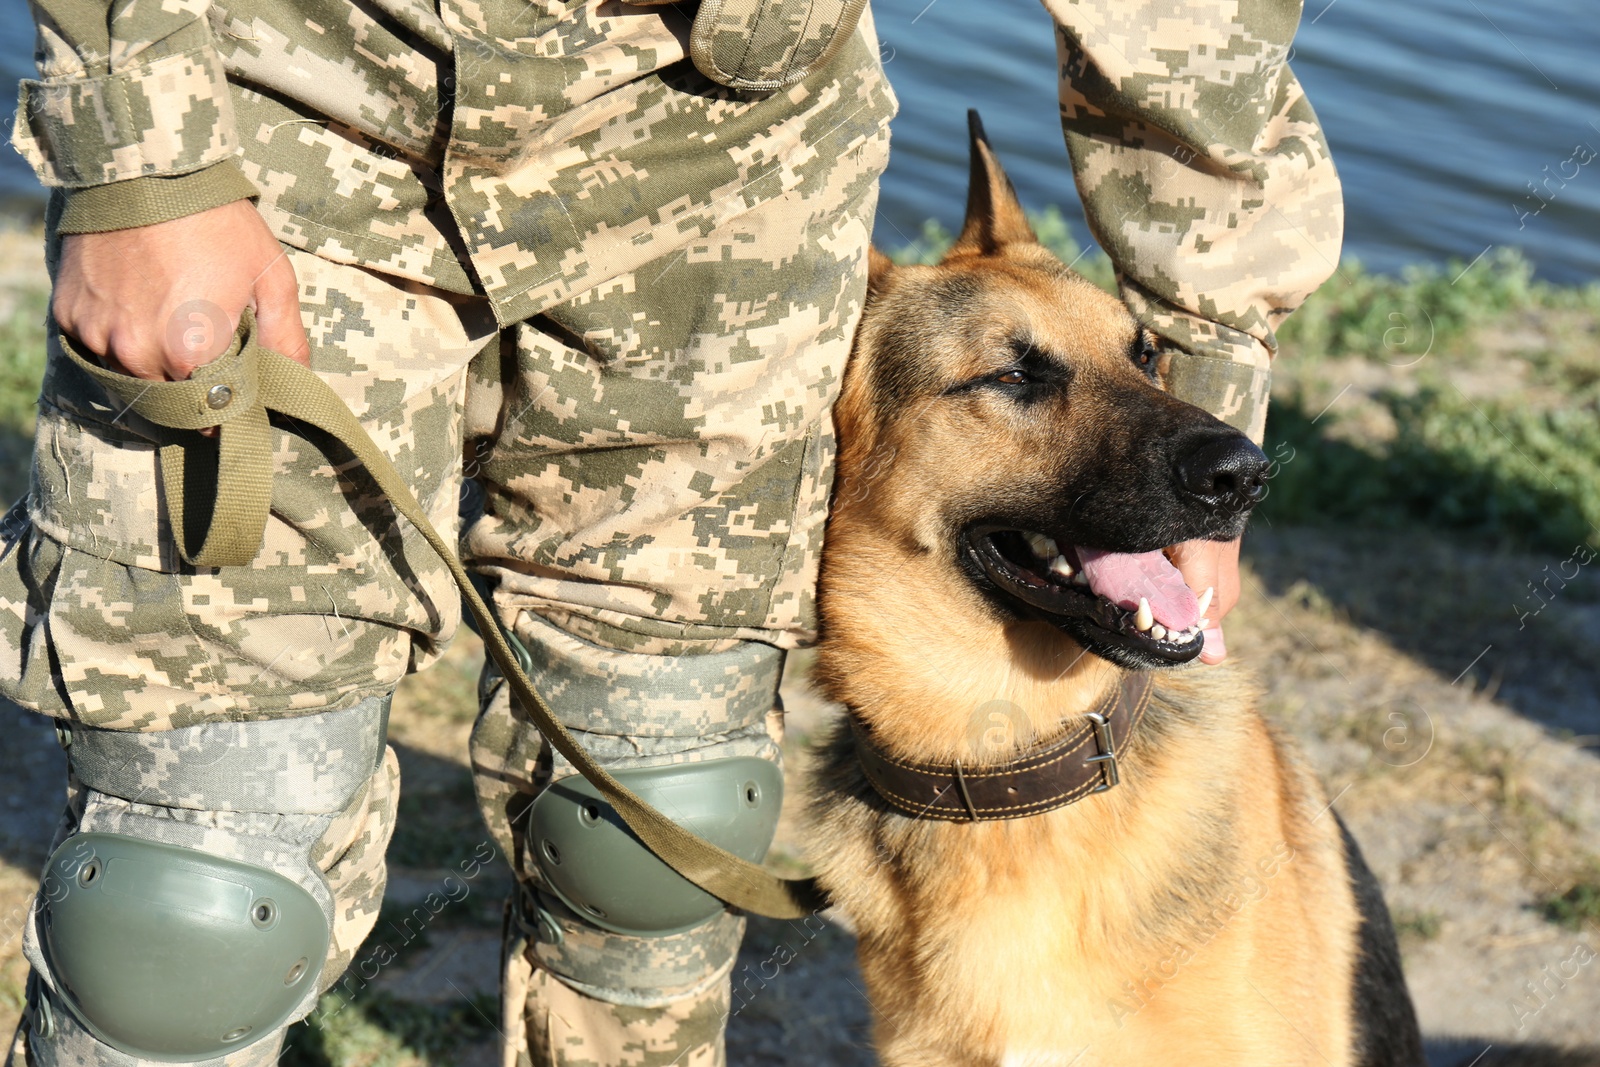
left=206, top=384, right=234, bottom=410
left=31, top=991, right=52, bottom=1040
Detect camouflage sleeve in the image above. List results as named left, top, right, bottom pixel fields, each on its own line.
left=12, top=0, right=254, bottom=231
left=1041, top=0, right=1344, bottom=442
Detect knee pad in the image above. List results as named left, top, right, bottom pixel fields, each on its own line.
left=474, top=613, right=787, bottom=1005
left=527, top=756, right=783, bottom=937
left=24, top=696, right=390, bottom=1064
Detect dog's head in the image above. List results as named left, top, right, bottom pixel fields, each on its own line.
left=831, top=112, right=1268, bottom=672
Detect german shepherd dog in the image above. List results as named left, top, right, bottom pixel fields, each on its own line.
left=804, top=114, right=1426, bottom=1067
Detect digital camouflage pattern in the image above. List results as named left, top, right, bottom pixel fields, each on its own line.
left=0, top=246, right=496, bottom=729
left=1044, top=0, right=1344, bottom=442
left=474, top=612, right=783, bottom=1066
left=7, top=0, right=1339, bottom=1062
left=2, top=14, right=890, bottom=1058
left=682, top=0, right=871, bottom=91
left=11, top=0, right=1337, bottom=437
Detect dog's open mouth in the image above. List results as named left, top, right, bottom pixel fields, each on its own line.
left=964, top=528, right=1209, bottom=665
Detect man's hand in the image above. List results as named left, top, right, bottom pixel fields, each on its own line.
left=1168, top=537, right=1242, bottom=665
left=52, top=199, right=310, bottom=383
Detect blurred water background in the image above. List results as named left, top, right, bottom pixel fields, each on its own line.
left=1, top=0, right=1596, bottom=280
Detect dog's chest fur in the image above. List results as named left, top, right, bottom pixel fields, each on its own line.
left=805, top=675, right=1362, bottom=1067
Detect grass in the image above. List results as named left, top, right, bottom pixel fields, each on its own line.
left=280, top=989, right=499, bottom=1067
left=0, top=286, right=48, bottom=504
left=1392, top=907, right=1445, bottom=945
left=1538, top=880, right=1600, bottom=931
left=1261, top=387, right=1600, bottom=554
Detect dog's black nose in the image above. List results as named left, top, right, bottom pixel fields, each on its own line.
left=1175, top=434, right=1270, bottom=515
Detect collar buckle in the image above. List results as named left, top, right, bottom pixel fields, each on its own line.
left=1083, top=711, right=1120, bottom=793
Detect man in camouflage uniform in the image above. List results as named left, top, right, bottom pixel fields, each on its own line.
left=0, top=0, right=1340, bottom=1062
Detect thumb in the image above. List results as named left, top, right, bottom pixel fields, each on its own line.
left=1199, top=625, right=1227, bottom=665
left=252, top=253, right=311, bottom=367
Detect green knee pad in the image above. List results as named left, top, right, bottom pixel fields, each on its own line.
left=528, top=757, right=783, bottom=936
left=39, top=833, right=330, bottom=1062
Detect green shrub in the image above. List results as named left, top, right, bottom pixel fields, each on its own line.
left=1262, top=387, right=1600, bottom=553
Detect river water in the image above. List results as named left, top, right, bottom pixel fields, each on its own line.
left=2, top=0, right=1595, bottom=281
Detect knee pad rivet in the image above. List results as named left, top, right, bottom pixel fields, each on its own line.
left=222, top=1026, right=252, bottom=1043
left=542, top=840, right=563, bottom=865
left=251, top=899, right=279, bottom=929
left=284, top=957, right=309, bottom=985
left=579, top=804, right=601, bottom=827
left=77, top=860, right=101, bottom=888
left=742, top=781, right=761, bottom=807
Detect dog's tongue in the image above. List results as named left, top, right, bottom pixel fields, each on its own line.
left=1077, top=548, right=1199, bottom=630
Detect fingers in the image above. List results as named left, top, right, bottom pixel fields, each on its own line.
left=49, top=202, right=305, bottom=384
left=252, top=251, right=312, bottom=367
left=1168, top=537, right=1243, bottom=666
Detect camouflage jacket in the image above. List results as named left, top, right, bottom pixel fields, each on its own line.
left=13, top=0, right=1341, bottom=439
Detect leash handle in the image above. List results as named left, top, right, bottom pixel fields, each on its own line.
left=56, top=312, right=829, bottom=921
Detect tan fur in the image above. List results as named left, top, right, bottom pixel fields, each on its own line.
left=803, top=136, right=1369, bottom=1066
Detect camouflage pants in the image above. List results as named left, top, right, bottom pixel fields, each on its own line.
left=0, top=114, right=887, bottom=1065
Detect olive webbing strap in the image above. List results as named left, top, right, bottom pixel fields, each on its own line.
left=56, top=314, right=828, bottom=921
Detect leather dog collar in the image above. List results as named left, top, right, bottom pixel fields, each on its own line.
left=851, top=673, right=1155, bottom=822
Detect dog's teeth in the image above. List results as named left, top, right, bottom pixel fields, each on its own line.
left=1198, top=617, right=1211, bottom=629
left=1049, top=554, right=1075, bottom=578
left=1072, top=571, right=1090, bottom=587
left=1023, top=532, right=1059, bottom=559
left=1150, top=623, right=1167, bottom=640
left=1134, top=598, right=1154, bottom=632
left=1195, top=586, right=1214, bottom=618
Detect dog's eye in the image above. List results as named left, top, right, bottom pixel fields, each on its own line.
left=995, top=369, right=1030, bottom=386
left=1132, top=335, right=1159, bottom=378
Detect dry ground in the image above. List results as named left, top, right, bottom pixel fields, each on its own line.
left=0, top=226, right=1596, bottom=1063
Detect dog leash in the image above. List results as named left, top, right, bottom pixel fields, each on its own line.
left=55, top=310, right=830, bottom=921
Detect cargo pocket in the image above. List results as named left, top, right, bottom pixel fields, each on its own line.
left=688, top=0, right=870, bottom=91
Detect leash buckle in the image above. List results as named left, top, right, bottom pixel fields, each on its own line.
left=1084, top=711, right=1120, bottom=793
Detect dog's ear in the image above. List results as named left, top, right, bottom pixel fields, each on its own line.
left=866, top=245, right=895, bottom=301
left=948, top=109, right=1037, bottom=257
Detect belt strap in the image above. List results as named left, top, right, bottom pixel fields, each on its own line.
left=69, top=695, right=390, bottom=815
left=852, top=673, right=1154, bottom=821
left=56, top=312, right=828, bottom=920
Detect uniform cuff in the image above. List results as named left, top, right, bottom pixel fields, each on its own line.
left=11, top=26, right=238, bottom=188
left=56, top=162, right=260, bottom=234
left=1163, top=353, right=1272, bottom=445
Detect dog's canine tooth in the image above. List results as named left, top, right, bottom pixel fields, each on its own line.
left=1195, top=586, right=1214, bottom=618
left=1134, top=598, right=1154, bottom=632
left=1198, top=617, right=1211, bottom=629
left=1049, top=554, right=1074, bottom=578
